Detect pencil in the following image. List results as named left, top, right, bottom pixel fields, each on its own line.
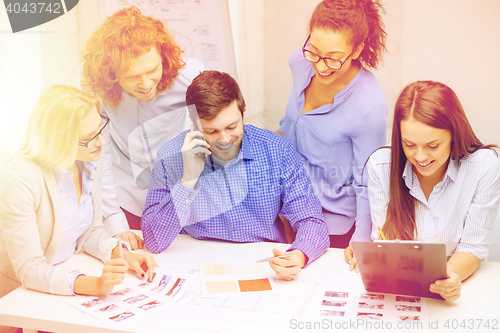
left=377, top=226, right=387, bottom=240
left=256, top=253, right=294, bottom=263
left=118, top=239, right=124, bottom=259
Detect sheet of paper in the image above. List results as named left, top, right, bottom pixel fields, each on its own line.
left=141, top=244, right=334, bottom=332
left=70, top=269, right=192, bottom=327
left=311, top=290, right=428, bottom=323
left=69, top=244, right=430, bottom=332
left=199, top=261, right=276, bottom=296
left=304, top=262, right=429, bottom=324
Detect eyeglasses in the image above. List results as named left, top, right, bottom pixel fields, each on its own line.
left=302, top=35, right=355, bottom=70
left=78, top=114, right=110, bottom=148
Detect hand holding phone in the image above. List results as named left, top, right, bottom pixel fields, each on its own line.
left=181, top=105, right=211, bottom=189
left=187, top=104, right=203, bottom=135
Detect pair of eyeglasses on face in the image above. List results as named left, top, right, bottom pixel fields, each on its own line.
left=302, top=35, right=356, bottom=70
left=78, top=114, right=110, bottom=148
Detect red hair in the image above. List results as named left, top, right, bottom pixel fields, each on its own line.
left=309, top=0, right=386, bottom=69
left=383, top=81, right=497, bottom=240
left=80, top=6, right=185, bottom=108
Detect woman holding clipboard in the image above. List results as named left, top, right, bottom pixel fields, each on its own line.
left=277, top=0, right=388, bottom=248
left=0, top=85, right=157, bottom=298
left=359, top=81, right=500, bottom=301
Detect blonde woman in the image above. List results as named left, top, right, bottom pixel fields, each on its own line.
left=0, top=85, right=157, bottom=298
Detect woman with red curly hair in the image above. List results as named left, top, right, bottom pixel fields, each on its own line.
left=277, top=0, right=388, bottom=251
left=80, top=6, right=205, bottom=241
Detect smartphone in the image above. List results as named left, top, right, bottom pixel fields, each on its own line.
left=186, top=104, right=209, bottom=155
left=187, top=104, right=203, bottom=133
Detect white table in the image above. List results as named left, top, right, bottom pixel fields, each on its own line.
left=0, top=234, right=499, bottom=333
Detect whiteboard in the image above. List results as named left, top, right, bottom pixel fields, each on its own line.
left=98, top=0, right=237, bottom=79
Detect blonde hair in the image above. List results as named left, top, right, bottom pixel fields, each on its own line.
left=16, top=85, right=101, bottom=169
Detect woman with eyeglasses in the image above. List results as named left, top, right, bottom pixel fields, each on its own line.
left=364, top=81, right=500, bottom=300
left=0, top=85, right=157, bottom=298
left=277, top=0, right=388, bottom=250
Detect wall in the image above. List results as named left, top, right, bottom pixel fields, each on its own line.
left=2, top=0, right=499, bottom=168
left=0, top=10, right=44, bottom=166
left=253, top=0, right=500, bottom=146
left=399, top=0, right=500, bottom=146
left=235, top=0, right=266, bottom=127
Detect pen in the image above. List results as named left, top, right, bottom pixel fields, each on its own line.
left=377, top=226, right=387, bottom=240
left=256, top=253, right=294, bottom=263
left=118, top=239, right=124, bottom=259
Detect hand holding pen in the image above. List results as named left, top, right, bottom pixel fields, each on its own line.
left=75, top=239, right=129, bottom=295
left=267, top=248, right=306, bottom=281
left=113, top=238, right=159, bottom=282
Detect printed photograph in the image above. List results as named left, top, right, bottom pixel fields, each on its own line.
left=319, top=310, right=345, bottom=317
left=364, top=273, right=387, bottom=290
left=167, top=278, right=187, bottom=297
left=324, top=291, right=348, bottom=298
left=110, top=288, right=134, bottom=297
left=99, top=304, right=120, bottom=313
left=396, top=305, right=422, bottom=312
left=138, top=281, right=154, bottom=288
left=396, top=296, right=421, bottom=303
left=322, top=300, right=347, bottom=307
left=124, top=294, right=149, bottom=305
left=362, top=252, right=387, bottom=266
left=81, top=298, right=105, bottom=308
left=109, top=311, right=135, bottom=322
left=357, top=312, right=383, bottom=320
left=398, top=256, right=424, bottom=273
left=360, top=293, right=385, bottom=300
left=398, top=316, right=421, bottom=322
left=138, top=300, right=164, bottom=311
left=396, top=278, right=422, bottom=293
left=358, top=302, right=384, bottom=310
left=151, top=275, right=171, bottom=293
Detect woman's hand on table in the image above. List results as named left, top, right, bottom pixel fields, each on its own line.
left=430, top=272, right=461, bottom=301
left=116, top=230, right=144, bottom=250
left=344, top=245, right=359, bottom=272
left=124, top=252, right=159, bottom=282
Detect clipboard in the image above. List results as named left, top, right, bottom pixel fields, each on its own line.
left=352, top=241, right=447, bottom=299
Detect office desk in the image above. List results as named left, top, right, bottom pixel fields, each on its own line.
left=0, top=234, right=499, bottom=333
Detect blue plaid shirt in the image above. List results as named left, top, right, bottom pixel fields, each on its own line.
left=142, top=125, right=329, bottom=264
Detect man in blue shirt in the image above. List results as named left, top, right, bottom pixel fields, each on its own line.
left=142, top=71, right=329, bottom=280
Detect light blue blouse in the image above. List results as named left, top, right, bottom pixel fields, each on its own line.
left=368, top=148, right=500, bottom=260
left=278, top=48, right=388, bottom=242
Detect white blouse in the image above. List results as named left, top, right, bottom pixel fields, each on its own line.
left=367, top=148, right=500, bottom=260
left=53, top=161, right=95, bottom=264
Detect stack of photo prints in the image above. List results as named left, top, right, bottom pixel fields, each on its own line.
left=72, top=270, right=191, bottom=327
left=317, top=290, right=426, bottom=323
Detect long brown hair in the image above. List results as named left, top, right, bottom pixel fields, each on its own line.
left=383, top=80, right=497, bottom=240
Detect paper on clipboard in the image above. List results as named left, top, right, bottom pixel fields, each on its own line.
left=352, top=242, right=447, bottom=299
